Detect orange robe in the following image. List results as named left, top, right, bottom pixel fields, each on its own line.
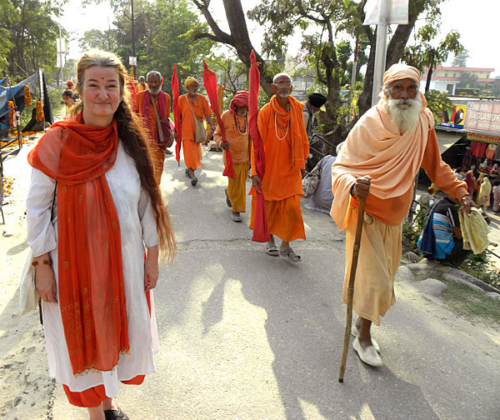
left=179, top=94, right=213, bottom=170
left=332, top=103, right=469, bottom=325
left=214, top=111, right=250, bottom=212
left=136, top=83, right=148, bottom=93
left=249, top=96, right=309, bottom=242
left=135, top=90, right=171, bottom=184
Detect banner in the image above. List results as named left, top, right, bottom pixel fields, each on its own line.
left=465, top=101, right=500, bottom=134
left=363, top=0, right=409, bottom=25
left=467, top=132, right=500, bottom=145
left=436, top=104, right=467, bottom=129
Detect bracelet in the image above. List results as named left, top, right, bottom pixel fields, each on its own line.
left=31, top=260, right=53, bottom=267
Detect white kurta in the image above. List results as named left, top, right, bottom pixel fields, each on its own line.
left=27, top=141, right=160, bottom=395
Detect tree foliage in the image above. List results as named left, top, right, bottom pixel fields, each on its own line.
left=1, top=0, right=63, bottom=80
left=242, top=0, right=452, bottom=149
left=81, top=0, right=214, bottom=93
left=452, top=50, right=469, bottom=67
left=404, top=20, right=464, bottom=93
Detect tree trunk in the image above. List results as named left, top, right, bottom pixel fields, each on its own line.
left=192, top=0, right=273, bottom=97
left=425, top=63, right=433, bottom=93
left=358, top=1, right=428, bottom=116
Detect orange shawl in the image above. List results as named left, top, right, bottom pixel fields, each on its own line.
left=331, top=100, right=435, bottom=230
left=28, top=113, right=129, bottom=375
left=270, top=95, right=308, bottom=169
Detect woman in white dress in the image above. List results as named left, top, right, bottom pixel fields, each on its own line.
left=26, top=50, right=176, bottom=420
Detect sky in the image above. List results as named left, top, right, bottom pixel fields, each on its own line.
left=63, top=0, right=500, bottom=77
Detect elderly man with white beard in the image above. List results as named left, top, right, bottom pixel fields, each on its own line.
left=330, top=64, right=475, bottom=367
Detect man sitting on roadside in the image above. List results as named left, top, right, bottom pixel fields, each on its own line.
left=419, top=194, right=470, bottom=268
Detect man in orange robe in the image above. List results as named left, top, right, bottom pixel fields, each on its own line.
left=214, top=91, right=250, bottom=223
left=250, top=73, right=309, bottom=262
left=179, top=76, right=214, bottom=186
left=136, top=76, right=148, bottom=92
left=136, top=71, right=172, bottom=184
left=331, top=64, right=475, bottom=367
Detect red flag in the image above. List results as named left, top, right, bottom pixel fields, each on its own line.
left=202, top=60, right=235, bottom=179
left=172, top=64, right=182, bottom=164
left=249, top=50, right=271, bottom=242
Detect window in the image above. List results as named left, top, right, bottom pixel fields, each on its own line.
left=445, top=73, right=448, bottom=77
left=453, top=73, right=456, bottom=77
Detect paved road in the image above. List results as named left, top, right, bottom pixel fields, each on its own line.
left=47, top=149, right=500, bottom=420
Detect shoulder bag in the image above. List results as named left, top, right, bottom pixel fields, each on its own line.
left=20, top=183, right=56, bottom=316
left=151, top=97, right=174, bottom=149
left=186, top=95, right=207, bottom=144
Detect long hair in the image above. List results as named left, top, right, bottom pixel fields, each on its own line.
left=73, top=49, right=176, bottom=262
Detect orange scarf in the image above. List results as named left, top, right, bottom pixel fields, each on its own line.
left=270, top=95, right=307, bottom=169
left=331, top=101, right=434, bottom=230
left=28, top=113, right=129, bottom=375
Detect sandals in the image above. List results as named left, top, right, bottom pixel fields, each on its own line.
left=104, top=406, right=129, bottom=420
left=265, top=243, right=279, bottom=257
left=279, top=247, right=301, bottom=263
left=225, top=190, right=232, bottom=208
left=185, top=168, right=198, bottom=186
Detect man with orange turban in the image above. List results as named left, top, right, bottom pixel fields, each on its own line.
left=250, top=73, right=309, bottom=262
left=136, top=76, right=148, bottom=92
left=331, top=64, right=475, bottom=367
left=214, top=91, right=250, bottom=222
left=179, top=76, right=214, bottom=186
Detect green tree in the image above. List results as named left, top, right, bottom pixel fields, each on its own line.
left=404, top=25, right=463, bottom=93
left=79, top=28, right=118, bottom=52
left=82, top=0, right=215, bottom=93
left=452, top=50, right=469, bottom=67
left=1, top=0, right=63, bottom=80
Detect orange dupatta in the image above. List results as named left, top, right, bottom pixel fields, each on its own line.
left=28, top=113, right=129, bottom=375
left=270, top=95, right=309, bottom=169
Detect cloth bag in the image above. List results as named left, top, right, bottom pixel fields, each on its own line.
left=302, top=164, right=321, bottom=198
left=459, top=208, right=489, bottom=254
left=21, top=181, right=56, bottom=315
left=151, top=99, right=174, bottom=149
left=186, top=97, right=207, bottom=144
left=20, top=249, right=39, bottom=315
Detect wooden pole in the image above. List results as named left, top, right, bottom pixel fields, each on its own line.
left=339, top=195, right=367, bottom=383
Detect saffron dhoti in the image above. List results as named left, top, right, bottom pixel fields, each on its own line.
left=250, top=195, right=305, bottom=242
left=227, top=162, right=249, bottom=212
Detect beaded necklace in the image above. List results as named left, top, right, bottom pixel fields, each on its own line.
left=234, top=112, right=248, bottom=134
left=274, top=112, right=290, bottom=141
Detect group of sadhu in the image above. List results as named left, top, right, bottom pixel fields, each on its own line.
left=26, top=48, right=475, bottom=419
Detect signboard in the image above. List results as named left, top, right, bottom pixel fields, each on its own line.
left=56, top=54, right=66, bottom=69
left=436, top=104, right=467, bottom=129
left=465, top=101, right=500, bottom=134
left=363, top=0, right=409, bottom=25
left=467, top=131, right=500, bottom=145
left=129, top=56, right=137, bottom=66
left=56, top=38, right=66, bottom=54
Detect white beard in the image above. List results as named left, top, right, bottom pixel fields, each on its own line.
left=149, top=86, right=161, bottom=95
left=278, top=91, right=290, bottom=99
left=381, top=96, right=423, bottom=133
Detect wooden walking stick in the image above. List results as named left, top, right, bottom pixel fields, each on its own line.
left=339, top=195, right=367, bottom=383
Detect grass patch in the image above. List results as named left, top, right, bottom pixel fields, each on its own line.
left=441, top=282, right=500, bottom=324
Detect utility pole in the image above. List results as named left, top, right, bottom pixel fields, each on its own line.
left=57, top=0, right=63, bottom=88
left=130, top=0, right=136, bottom=79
